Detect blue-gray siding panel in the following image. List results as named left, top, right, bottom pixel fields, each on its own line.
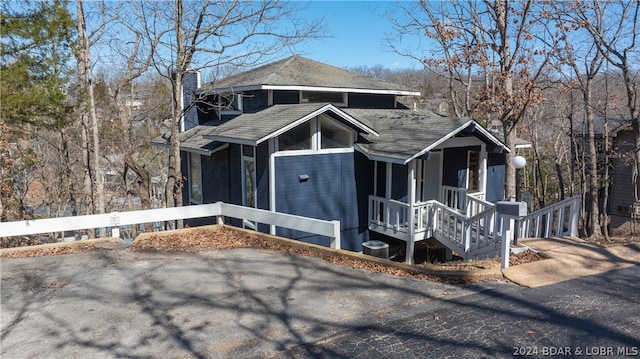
left=486, top=153, right=505, bottom=203
left=202, top=148, right=230, bottom=204
left=354, top=151, right=373, bottom=242
left=228, top=144, right=243, bottom=206
left=256, top=142, right=270, bottom=211
left=391, top=164, right=408, bottom=202
left=274, top=152, right=364, bottom=251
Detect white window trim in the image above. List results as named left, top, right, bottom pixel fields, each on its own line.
left=274, top=115, right=355, bottom=156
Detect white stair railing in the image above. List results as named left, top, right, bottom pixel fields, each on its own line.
left=518, top=196, right=581, bottom=238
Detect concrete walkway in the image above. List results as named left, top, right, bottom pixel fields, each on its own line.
left=502, top=236, right=640, bottom=287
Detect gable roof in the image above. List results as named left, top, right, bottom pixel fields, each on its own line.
left=198, top=55, right=419, bottom=96
left=201, top=103, right=378, bottom=145
left=343, top=108, right=509, bottom=164
left=154, top=106, right=509, bottom=162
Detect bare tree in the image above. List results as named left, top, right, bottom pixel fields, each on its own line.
left=567, top=0, right=640, bottom=206
left=140, top=0, right=323, bottom=223
left=387, top=0, right=553, bottom=198
left=76, top=0, right=107, bottom=235
left=550, top=0, right=605, bottom=238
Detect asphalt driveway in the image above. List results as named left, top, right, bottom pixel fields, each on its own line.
left=3, top=245, right=638, bottom=358
left=1, top=247, right=489, bottom=358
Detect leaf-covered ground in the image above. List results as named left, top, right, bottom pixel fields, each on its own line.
left=2, top=226, right=545, bottom=283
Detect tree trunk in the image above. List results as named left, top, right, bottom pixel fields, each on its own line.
left=77, top=0, right=106, bottom=236
left=584, top=84, right=602, bottom=238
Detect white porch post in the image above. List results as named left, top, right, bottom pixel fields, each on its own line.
left=479, top=144, right=487, bottom=198
left=268, top=138, right=277, bottom=235
left=406, top=160, right=416, bottom=264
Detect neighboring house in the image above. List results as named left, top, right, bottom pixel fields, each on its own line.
left=572, top=115, right=638, bottom=231
left=153, top=56, right=516, bottom=262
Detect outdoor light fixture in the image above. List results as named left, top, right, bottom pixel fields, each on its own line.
left=512, top=156, right=526, bottom=202
left=512, top=155, right=526, bottom=170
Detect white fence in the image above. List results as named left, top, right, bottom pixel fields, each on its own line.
left=0, top=202, right=341, bottom=250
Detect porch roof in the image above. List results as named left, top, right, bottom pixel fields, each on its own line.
left=343, top=108, right=509, bottom=164
left=150, top=124, right=227, bottom=156
left=201, top=103, right=379, bottom=145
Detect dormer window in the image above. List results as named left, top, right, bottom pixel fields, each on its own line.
left=300, top=91, right=346, bottom=106
left=218, top=93, right=243, bottom=115
left=276, top=114, right=354, bottom=153
left=278, top=121, right=312, bottom=151
left=320, top=116, right=352, bottom=149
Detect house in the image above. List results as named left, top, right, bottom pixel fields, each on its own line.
left=572, top=115, right=638, bottom=232
left=153, top=56, right=515, bottom=263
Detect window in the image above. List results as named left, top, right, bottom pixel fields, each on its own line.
left=320, top=116, right=351, bottom=149
left=467, top=151, right=480, bottom=191
left=278, top=121, right=311, bottom=151
left=218, top=93, right=242, bottom=114
left=301, top=91, right=345, bottom=105
left=242, top=158, right=255, bottom=208
left=189, top=153, right=203, bottom=203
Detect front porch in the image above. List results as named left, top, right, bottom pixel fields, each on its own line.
left=364, top=133, right=506, bottom=263
left=369, top=186, right=501, bottom=263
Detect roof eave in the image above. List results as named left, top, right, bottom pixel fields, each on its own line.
left=404, top=120, right=510, bottom=164
left=196, top=84, right=419, bottom=96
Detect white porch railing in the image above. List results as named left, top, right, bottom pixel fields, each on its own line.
left=368, top=196, right=410, bottom=238
left=518, top=196, right=581, bottom=239
left=441, top=186, right=485, bottom=214
left=0, top=202, right=342, bottom=250
left=369, top=195, right=501, bottom=260
left=430, top=201, right=499, bottom=258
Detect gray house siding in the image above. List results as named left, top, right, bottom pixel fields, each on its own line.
left=353, top=151, right=373, bottom=243
left=348, top=93, right=396, bottom=109
left=486, top=153, right=506, bottom=203
left=202, top=149, right=230, bottom=204
left=256, top=142, right=271, bottom=233
left=228, top=144, right=243, bottom=206
left=611, top=130, right=636, bottom=215
left=391, top=164, right=408, bottom=202
left=274, top=152, right=364, bottom=251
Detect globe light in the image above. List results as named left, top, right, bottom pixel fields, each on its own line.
left=512, top=155, right=526, bottom=169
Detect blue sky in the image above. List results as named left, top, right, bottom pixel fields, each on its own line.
left=293, top=1, right=421, bottom=69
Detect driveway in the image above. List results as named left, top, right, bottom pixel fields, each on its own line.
left=1, top=247, right=488, bottom=358
left=2, top=246, right=639, bottom=358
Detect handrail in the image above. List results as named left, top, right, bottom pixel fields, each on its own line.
left=518, top=196, right=580, bottom=238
